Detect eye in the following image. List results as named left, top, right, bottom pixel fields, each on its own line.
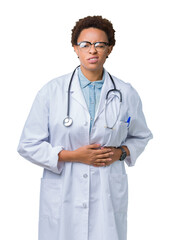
left=79, top=42, right=90, bottom=48
left=95, top=42, right=106, bottom=48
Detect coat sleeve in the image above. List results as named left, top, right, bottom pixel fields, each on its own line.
left=123, top=88, right=153, bottom=167
left=17, top=89, right=65, bottom=174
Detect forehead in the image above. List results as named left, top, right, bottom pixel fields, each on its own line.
left=77, top=28, right=108, bottom=42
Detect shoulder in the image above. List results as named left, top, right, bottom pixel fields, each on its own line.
left=110, top=74, right=140, bottom=103
left=37, top=72, right=72, bottom=98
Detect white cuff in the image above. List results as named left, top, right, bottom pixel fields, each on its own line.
left=50, top=146, right=65, bottom=174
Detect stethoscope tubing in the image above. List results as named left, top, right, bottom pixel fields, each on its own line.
left=64, top=66, right=122, bottom=128
left=67, top=65, right=80, bottom=117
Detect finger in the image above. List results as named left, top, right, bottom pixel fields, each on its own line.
left=95, top=148, right=113, bottom=155
left=102, top=146, right=116, bottom=152
left=96, top=152, right=113, bottom=159
left=95, top=158, right=112, bottom=163
left=88, top=144, right=101, bottom=149
left=93, top=163, right=106, bottom=167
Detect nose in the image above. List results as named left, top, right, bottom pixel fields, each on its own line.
left=89, top=44, right=97, bottom=54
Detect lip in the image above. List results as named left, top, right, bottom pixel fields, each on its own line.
left=87, top=57, right=99, bottom=64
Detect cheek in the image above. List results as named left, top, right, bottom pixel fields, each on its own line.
left=79, top=52, right=87, bottom=60
left=79, top=55, right=85, bottom=61
left=99, top=54, right=108, bottom=63
left=76, top=51, right=84, bottom=61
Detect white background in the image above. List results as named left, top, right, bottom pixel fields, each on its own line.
left=0, top=0, right=169, bottom=239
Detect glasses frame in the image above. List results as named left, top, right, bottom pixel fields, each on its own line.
left=77, top=41, right=109, bottom=52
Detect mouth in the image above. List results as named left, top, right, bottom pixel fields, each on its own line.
left=87, top=57, right=99, bottom=63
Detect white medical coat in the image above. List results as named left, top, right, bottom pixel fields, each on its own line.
left=17, top=68, right=153, bottom=240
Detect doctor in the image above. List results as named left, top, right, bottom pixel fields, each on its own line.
left=18, top=16, right=152, bottom=240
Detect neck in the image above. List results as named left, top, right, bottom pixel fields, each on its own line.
left=80, top=65, right=103, bottom=82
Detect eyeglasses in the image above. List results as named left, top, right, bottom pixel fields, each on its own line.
left=77, top=41, right=109, bottom=52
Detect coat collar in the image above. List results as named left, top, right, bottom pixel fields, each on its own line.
left=68, top=68, right=89, bottom=112
left=78, top=67, right=105, bottom=89
left=67, top=67, right=121, bottom=119
left=94, top=70, right=121, bottom=121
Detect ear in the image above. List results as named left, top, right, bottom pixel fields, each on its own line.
left=107, top=45, right=113, bottom=57
left=74, top=45, right=79, bottom=57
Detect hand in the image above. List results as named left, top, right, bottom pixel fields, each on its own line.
left=73, top=144, right=114, bottom=167
left=99, top=147, right=122, bottom=167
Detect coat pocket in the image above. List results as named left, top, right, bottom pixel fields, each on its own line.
left=104, top=121, right=128, bottom=147
left=117, top=121, right=129, bottom=142
left=108, top=174, right=128, bottom=213
left=39, top=178, right=62, bottom=220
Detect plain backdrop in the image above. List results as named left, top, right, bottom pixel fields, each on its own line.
left=0, top=0, right=170, bottom=239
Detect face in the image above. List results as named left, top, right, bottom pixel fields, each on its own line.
left=74, top=28, right=113, bottom=73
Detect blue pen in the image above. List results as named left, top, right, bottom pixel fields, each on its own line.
left=126, top=117, right=131, bottom=127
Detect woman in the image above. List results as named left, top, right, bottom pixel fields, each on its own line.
left=18, top=16, right=152, bottom=240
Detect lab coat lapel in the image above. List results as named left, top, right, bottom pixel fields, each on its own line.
left=68, top=69, right=89, bottom=112
left=94, top=71, right=119, bottom=122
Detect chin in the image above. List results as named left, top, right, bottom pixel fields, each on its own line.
left=82, top=62, right=104, bottom=72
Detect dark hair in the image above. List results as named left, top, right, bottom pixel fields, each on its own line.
left=71, top=15, right=116, bottom=47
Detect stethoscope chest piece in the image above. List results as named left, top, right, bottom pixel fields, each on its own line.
left=63, top=117, right=73, bottom=127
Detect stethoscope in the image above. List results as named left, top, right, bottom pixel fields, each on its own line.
left=63, top=66, right=122, bottom=129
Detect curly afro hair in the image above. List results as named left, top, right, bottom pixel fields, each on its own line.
left=71, top=16, right=116, bottom=47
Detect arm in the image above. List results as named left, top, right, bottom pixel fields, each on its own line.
left=121, top=145, right=130, bottom=156
left=18, top=90, right=117, bottom=170
left=102, top=89, right=152, bottom=167
left=123, top=93, right=153, bottom=166
left=99, top=145, right=130, bottom=167
left=17, top=91, right=64, bottom=174
left=59, top=144, right=115, bottom=167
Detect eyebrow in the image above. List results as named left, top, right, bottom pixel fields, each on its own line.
left=77, top=41, right=109, bottom=45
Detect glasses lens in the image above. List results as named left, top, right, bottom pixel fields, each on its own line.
left=95, top=42, right=108, bottom=51
left=78, top=41, right=108, bottom=52
left=95, top=42, right=106, bottom=48
left=79, top=42, right=90, bottom=50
